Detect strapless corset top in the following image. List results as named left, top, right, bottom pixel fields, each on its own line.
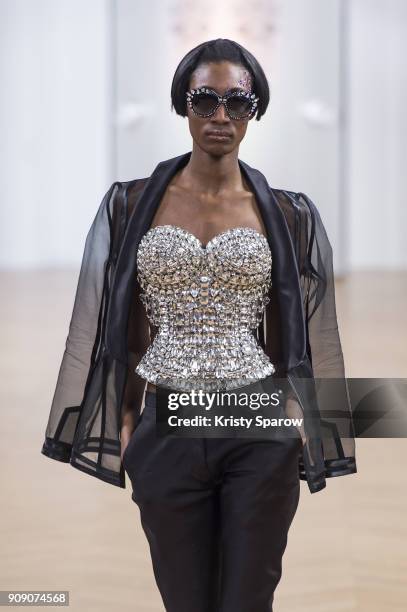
left=135, top=224, right=275, bottom=391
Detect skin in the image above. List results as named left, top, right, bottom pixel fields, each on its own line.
left=149, top=61, right=266, bottom=240
left=121, top=61, right=261, bottom=459
left=181, top=61, right=254, bottom=195
left=120, top=61, right=306, bottom=458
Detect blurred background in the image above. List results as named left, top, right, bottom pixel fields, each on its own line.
left=1, top=1, right=406, bottom=611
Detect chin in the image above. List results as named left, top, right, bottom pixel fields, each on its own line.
left=199, top=141, right=237, bottom=156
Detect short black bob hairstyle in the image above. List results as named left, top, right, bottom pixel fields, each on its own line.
left=170, top=38, right=270, bottom=121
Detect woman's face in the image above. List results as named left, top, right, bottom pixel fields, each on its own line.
left=187, top=61, right=254, bottom=157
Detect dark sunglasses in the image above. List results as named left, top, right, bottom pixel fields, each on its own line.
left=185, top=87, right=259, bottom=120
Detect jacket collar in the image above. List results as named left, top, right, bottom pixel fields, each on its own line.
left=107, top=151, right=306, bottom=370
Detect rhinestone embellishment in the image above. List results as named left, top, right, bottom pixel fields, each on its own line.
left=185, top=87, right=259, bottom=119
left=135, top=225, right=274, bottom=391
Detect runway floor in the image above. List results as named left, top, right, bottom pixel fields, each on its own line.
left=1, top=269, right=406, bottom=611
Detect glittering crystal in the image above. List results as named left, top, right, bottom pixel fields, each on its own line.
left=134, top=225, right=274, bottom=391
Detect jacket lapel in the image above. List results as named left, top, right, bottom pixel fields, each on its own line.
left=238, top=159, right=307, bottom=370
left=106, top=153, right=193, bottom=358
left=106, top=151, right=306, bottom=372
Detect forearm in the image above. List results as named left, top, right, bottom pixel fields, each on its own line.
left=120, top=360, right=146, bottom=460
left=285, top=395, right=306, bottom=446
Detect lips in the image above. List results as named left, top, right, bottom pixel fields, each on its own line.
left=206, top=130, right=232, bottom=136
left=206, top=130, right=233, bottom=139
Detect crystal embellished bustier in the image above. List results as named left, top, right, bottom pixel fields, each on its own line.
left=135, top=224, right=275, bottom=392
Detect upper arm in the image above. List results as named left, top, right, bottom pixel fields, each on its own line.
left=121, top=278, right=151, bottom=418
left=127, top=278, right=151, bottom=356
left=264, top=290, right=284, bottom=376
left=296, top=192, right=346, bottom=377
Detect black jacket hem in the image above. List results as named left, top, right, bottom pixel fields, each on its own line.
left=69, top=458, right=125, bottom=489
left=41, top=437, right=126, bottom=488
left=41, top=437, right=72, bottom=463
left=299, top=457, right=357, bottom=493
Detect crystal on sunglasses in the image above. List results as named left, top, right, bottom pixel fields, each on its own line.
left=186, top=87, right=259, bottom=119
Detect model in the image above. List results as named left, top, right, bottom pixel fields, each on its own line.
left=42, top=38, right=357, bottom=612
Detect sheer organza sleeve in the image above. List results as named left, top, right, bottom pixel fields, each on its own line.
left=259, top=187, right=356, bottom=491
left=297, top=192, right=356, bottom=473
left=41, top=183, right=118, bottom=462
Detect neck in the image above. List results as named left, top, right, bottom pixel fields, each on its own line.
left=179, top=144, right=244, bottom=195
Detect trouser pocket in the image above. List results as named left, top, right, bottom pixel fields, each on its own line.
left=122, top=403, right=155, bottom=472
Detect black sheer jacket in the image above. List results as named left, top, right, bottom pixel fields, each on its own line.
left=41, top=151, right=357, bottom=494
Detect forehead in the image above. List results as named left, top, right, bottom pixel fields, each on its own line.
left=189, top=61, right=252, bottom=94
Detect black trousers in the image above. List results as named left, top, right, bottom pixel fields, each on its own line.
left=123, top=390, right=302, bottom=612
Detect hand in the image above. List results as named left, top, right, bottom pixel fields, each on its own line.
left=285, top=396, right=307, bottom=447
left=120, top=430, right=132, bottom=463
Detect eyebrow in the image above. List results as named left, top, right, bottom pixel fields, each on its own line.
left=199, top=86, right=249, bottom=94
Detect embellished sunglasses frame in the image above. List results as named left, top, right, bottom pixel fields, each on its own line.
left=185, top=87, right=259, bottom=120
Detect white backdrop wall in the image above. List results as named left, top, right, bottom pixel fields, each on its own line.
left=0, top=0, right=112, bottom=267
left=115, top=0, right=345, bottom=270
left=0, top=0, right=406, bottom=270
left=349, top=0, right=407, bottom=269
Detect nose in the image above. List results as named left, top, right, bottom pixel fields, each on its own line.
left=211, top=102, right=230, bottom=123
